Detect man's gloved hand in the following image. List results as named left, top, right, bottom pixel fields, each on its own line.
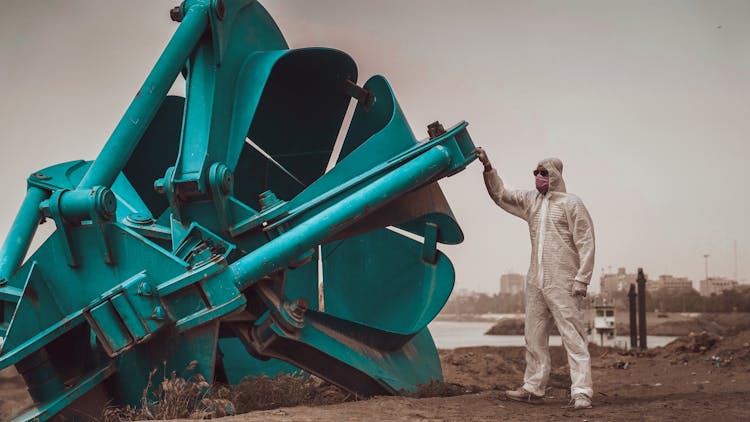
left=572, top=281, right=588, bottom=297
left=473, top=147, right=492, bottom=172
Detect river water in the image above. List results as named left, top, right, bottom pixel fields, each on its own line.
left=428, top=321, right=677, bottom=350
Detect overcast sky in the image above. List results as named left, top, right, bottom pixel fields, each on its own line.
left=0, top=0, right=748, bottom=293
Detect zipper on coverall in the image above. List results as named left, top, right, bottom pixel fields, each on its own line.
left=536, top=195, right=549, bottom=288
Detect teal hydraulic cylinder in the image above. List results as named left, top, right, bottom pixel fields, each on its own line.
left=0, top=187, right=49, bottom=284
left=77, top=5, right=210, bottom=189
left=231, top=146, right=452, bottom=289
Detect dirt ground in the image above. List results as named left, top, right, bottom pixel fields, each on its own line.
left=0, top=362, right=32, bottom=421
left=182, top=331, right=750, bottom=422
left=2, top=330, right=750, bottom=421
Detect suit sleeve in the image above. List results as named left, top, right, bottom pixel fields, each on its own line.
left=483, top=169, right=533, bottom=221
left=570, top=198, right=595, bottom=285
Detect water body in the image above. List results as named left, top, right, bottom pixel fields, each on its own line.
left=428, top=321, right=677, bottom=350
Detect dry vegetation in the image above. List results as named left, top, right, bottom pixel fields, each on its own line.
left=102, top=363, right=358, bottom=420
left=101, top=363, right=477, bottom=421
left=103, top=364, right=233, bottom=421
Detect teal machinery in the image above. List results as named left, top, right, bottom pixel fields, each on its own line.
left=0, top=1, right=477, bottom=419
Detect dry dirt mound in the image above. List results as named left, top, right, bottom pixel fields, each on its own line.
left=439, top=346, right=524, bottom=390
left=438, top=344, right=612, bottom=393
left=645, top=319, right=724, bottom=336
left=484, top=318, right=560, bottom=336
left=647, top=313, right=750, bottom=336
left=660, top=331, right=722, bottom=354
left=655, top=329, right=750, bottom=368
left=483, top=318, right=525, bottom=335
left=616, top=312, right=750, bottom=336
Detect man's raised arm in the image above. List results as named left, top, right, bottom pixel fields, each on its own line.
left=475, top=147, right=532, bottom=221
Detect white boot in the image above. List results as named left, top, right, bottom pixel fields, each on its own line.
left=505, top=387, right=543, bottom=404
left=571, top=394, right=592, bottom=410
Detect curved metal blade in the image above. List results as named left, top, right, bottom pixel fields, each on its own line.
left=322, top=227, right=454, bottom=336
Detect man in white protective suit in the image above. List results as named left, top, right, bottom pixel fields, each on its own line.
left=474, top=147, right=595, bottom=410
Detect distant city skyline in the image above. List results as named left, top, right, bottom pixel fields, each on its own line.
left=0, top=1, right=748, bottom=295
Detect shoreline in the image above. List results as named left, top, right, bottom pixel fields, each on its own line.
left=429, top=320, right=676, bottom=349
left=441, top=311, right=750, bottom=337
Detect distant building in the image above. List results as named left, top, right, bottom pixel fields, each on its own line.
left=593, top=305, right=616, bottom=347
left=453, top=288, right=481, bottom=298
left=601, top=269, right=694, bottom=295
left=648, top=275, right=694, bottom=293
left=699, top=277, right=738, bottom=296
left=600, top=268, right=637, bottom=296
left=500, top=273, right=525, bottom=295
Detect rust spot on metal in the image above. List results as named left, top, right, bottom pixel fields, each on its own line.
left=216, top=0, right=226, bottom=20
left=26, top=286, right=39, bottom=308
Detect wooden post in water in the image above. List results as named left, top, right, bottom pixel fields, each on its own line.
left=637, top=268, right=648, bottom=349
left=628, top=284, right=638, bottom=350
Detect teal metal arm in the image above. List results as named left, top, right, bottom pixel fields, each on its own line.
left=0, top=187, right=48, bottom=284
left=78, top=4, right=210, bottom=190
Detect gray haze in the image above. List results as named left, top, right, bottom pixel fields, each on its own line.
left=1, top=1, right=748, bottom=293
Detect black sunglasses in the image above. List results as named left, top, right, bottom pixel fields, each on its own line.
left=533, top=169, right=549, bottom=177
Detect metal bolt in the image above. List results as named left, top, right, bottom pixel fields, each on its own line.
left=209, top=163, right=233, bottom=195
left=138, top=282, right=154, bottom=297
left=427, top=121, right=446, bottom=139
left=219, top=168, right=232, bottom=194
left=152, top=305, right=166, bottom=320
left=127, top=213, right=154, bottom=226
left=224, top=175, right=232, bottom=193
left=99, top=188, right=117, bottom=219
left=170, top=6, right=183, bottom=22
left=32, top=172, right=51, bottom=180
left=290, top=298, right=308, bottom=321
left=154, top=178, right=166, bottom=194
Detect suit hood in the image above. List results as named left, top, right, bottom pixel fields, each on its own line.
left=538, top=157, right=566, bottom=193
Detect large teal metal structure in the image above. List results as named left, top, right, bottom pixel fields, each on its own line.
left=0, top=1, right=476, bottom=420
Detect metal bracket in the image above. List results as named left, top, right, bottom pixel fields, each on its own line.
left=252, top=272, right=307, bottom=335
left=93, top=220, right=115, bottom=266
left=172, top=222, right=235, bottom=270
left=84, top=273, right=167, bottom=357
left=344, top=79, right=375, bottom=110
left=155, top=166, right=184, bottom=223
left=45, top=191, right=79, bottom=267
left=209, top=162, right=234, bottom=232
left=42, top=187, right=117, bottom=267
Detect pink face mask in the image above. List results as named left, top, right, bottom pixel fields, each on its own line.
left=535, top=174, right=549, bottom=194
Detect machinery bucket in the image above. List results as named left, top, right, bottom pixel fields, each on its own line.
left=0, top=1, right=477, bottom=420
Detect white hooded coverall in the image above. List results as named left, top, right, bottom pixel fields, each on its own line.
left=484, top=157, right=595, bottom=399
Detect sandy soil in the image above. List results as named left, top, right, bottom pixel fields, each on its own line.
left=0, top=364, right=31, bottom=421
left=187, top=331, right=750, bottom=422
left=2, top=330, right=749, bottom=421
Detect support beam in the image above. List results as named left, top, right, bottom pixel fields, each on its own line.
left=77, top=5, right=210, bottom=189
left=0, top=187, right=49, bottom=284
